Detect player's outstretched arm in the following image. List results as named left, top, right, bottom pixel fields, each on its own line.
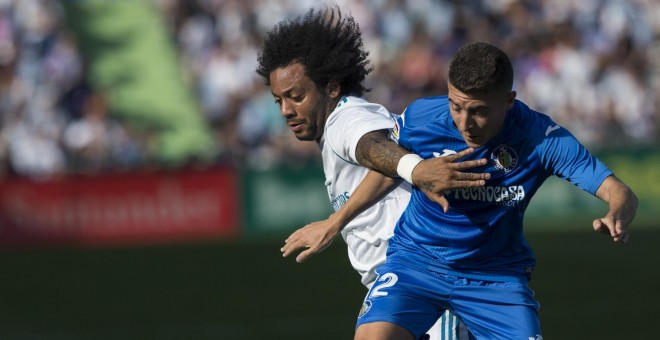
left=281, top=171, right=402, bottom=263
left=355, top=130, right=490, bottom=211
left=592, top=175, right=638, bottom=244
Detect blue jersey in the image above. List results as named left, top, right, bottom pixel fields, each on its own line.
left=389, top=96, right=612, bottom=281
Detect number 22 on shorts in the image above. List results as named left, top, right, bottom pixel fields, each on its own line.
left=370, top=272, right=398, bottom=297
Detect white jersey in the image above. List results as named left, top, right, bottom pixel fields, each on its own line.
left=319, top=96, right=412, bottom=287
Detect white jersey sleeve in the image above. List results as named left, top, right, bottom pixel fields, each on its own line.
left=325, top=97, right=396, bottom=164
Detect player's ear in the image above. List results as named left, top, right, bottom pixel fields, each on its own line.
left=326, top=80, right=341, bottom=99
left=506, top=91, right=517, bottom=110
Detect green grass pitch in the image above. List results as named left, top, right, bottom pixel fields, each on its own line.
left=0, top=227, right=656, bottom=339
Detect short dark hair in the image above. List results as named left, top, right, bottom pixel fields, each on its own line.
left=256, top=6, right=372, bottom=96
left=448, top=42, right=513, bottom=94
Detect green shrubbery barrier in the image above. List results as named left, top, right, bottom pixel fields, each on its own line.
left=239, top=148, right=658, bottom=237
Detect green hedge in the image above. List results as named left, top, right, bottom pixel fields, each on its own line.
left=239, top=148, right=659, bottom=238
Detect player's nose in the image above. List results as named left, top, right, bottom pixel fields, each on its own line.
left=455, top=114, right=471, bottom=132
left=279, top=99, right=295, bottom=118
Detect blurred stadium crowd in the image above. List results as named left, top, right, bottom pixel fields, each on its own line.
left=0, top=0, right=146, bottom=179
left=1, top=0, right=659, bottom=179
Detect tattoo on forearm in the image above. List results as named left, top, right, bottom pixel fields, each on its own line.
left=356, top=131, right=406, bottom=176
left=369, top=142, right=402, bottom=176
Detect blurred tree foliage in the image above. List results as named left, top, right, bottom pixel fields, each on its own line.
left=61, top=0, right=216, bottom=167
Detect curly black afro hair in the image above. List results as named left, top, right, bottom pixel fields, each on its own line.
left=256, top=6, right=372, bottom=97
left=448, top=42, right=514, bottom=94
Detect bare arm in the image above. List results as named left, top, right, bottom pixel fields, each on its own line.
left=355, top=130, right=408, bottom=177
left=592, top=175, right=638, bottom=244
left=329, top=170, right=402, bottom=227
left=281, top=170, right=402, bottom=263
left=355, top=130, right=490, bottom=211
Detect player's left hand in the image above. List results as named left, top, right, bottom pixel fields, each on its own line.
left=281, top=218, right=342, bottom=263
left=592, top=216, right=630, bottom=244
left=592, top=175, right=637, bottom=245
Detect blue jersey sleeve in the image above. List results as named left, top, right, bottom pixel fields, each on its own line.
left=391, top=97, right=449, bottom=155
left=539, top=126, right=612, bottom=195
left=391, top=108, right=413, bottom=151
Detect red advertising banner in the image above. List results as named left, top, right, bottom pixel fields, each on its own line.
left=0, top=168, right=240, bottom=247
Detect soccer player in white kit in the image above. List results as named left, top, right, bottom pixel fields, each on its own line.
left=256, top=6, right=486, bottom=339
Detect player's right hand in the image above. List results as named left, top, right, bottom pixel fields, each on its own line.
left=411, top=148, right=490, bottom=212
left=281, top=218, right=342, bottom=263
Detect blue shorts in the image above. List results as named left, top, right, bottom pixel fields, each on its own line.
left=356, top=258, right=542, bottom=339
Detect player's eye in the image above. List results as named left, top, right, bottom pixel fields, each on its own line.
left=468, top=108, right=487, bottom=116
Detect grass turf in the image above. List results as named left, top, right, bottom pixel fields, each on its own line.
left=0, top=228, right=656, bottom=339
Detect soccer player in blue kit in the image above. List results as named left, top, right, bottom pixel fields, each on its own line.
left=352, top=42, right=639, bottom=339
